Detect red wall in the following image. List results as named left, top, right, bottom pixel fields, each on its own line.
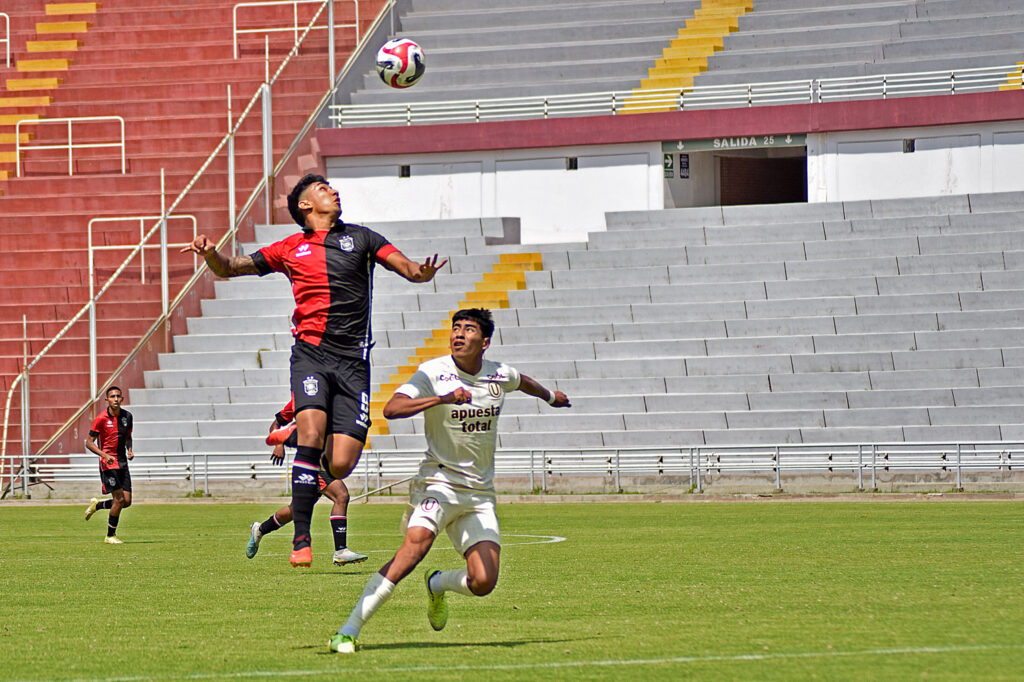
left=318, top=90, right=1024, bottom=157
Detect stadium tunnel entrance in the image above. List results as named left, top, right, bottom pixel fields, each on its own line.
left=662, top=135, right=808, bottom=208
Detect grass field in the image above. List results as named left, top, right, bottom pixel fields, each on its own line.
left=2, top=498, right=1022, bottom=680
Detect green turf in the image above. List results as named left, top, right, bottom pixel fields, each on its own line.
left=2, top=499, right=1022, bottom=680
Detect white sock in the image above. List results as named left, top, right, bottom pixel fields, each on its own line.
left=339, top=572, right=395, bottom=637
left=429, top=568, right=475, bottom=597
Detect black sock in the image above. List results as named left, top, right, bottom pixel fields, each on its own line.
left=330, top=515, right=347, bottom=551
left=291, top=446, right=321, bottom=550
left=259, top=512, right=284, bottom=536
left=99, top=499, right=113, bottom=511
left=107, top=515, right=120, bottom=537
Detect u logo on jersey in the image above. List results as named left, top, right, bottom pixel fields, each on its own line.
left=488, top=382, right=502, bottom=398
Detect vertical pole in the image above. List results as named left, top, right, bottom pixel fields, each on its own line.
left=871, top=444, right=877, bottom=490
left=263, top=36, right=273, bottom=225
left=67, top=119, right=74, bottom=176
left=529, top=450, right=535, bottom=491
left=541, top=452, right=547, bottom=492
left=614, top=450, right=621, bottom=492
left=774, top=445, right=781, bottom=491
left=204, top=452, right=209, bottom=496
left=88, top=227, right=98, bottom=403
left=956, top=443, right=963, bottom=491
left=191, top=452, right=196, bottom=496
left=227, top=85, right=237, bottom=258
left=160, top=169, right=169, bottom=320
left=20, top=315, right=30, bottom=497
left=857, top=444, right=864, bottom=491
left=327, top=0, right=336, bottom=89
left=695, top=447, right=702, bottom=493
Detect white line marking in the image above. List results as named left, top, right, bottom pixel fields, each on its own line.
left=49, top=643, right=1024, bottom=682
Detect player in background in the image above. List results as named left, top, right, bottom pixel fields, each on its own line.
left=246, top=397, right=367, bottom=565
left=328, top=308, right=570, bottom=654
left=183, top=174, right=446, bottom=567
left=83, top=386, right=134, bottom=544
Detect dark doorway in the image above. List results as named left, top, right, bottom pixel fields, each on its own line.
left=719, top=155, right=807, bottom=205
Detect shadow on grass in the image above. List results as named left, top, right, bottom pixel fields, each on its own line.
left=302, top=635, right=598, bottom=654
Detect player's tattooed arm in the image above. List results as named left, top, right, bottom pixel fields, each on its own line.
left=518, top=374, right=570, bottom=408
left=181, top=235, right=260, bottom=277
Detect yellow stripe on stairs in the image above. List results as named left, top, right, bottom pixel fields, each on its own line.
left=36, top=21, right=91, bottom=33
left=46, top=3, right=100, bottom=15
left=999, top=62, right=1024, bottom=91
left=364, top=252, right=543, bottom=445
left=6, top=78, right=63, bottom=91
left=625, top=0, right=753, bottom=113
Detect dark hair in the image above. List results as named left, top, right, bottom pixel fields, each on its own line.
left=452, top=308, right=494, bottom=340
left=287, top=173, right=329, bottom=227
left=105, top=385, right=123, bottom=397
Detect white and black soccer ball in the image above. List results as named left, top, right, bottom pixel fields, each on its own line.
left=375, top=38, right=425, bottom=89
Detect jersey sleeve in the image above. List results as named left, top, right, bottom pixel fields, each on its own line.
left=88, top=414, right=104, bottom=437
left=250, top=237, right=291, bottom=276
left=498, top=363, right=521, bottom=392
left=125, top=412, right=133, bottom=435
left=396, top=369, right=434, bottom=400
left=363, top=226, right=397, bottom=264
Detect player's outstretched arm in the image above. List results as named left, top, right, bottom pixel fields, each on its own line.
left=181, top=235, right=260, bottom=277
left=383, top=387, right=471, bottom=419
left=384, top=250, right=448, bottom=284
left=518, top=374, right=570, bottom=408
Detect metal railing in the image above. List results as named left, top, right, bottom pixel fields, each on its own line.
left=0, top=0, right=398, bottom=496
left=3, top=442, right=1020, bottom=498
left=233, top=0, right=359, bottom=59
left=330, top=63, right=1024, bottom=127
left=15, top=116, right=126, bottom=176
left=1, top=13, right=10, bottom=68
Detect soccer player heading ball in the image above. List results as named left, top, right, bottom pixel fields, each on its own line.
left=329, top=308, right=571, bottom=654
left=183, top=174, right=447, bottom=567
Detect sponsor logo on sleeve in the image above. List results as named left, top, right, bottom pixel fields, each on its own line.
left=295, top=243, right=312, bottom=258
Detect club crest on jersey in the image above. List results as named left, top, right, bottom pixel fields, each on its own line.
left=303, top=375, right=319, bottom=396
left=488, top=382, right=503, bottom=398
left=339, top=235, right=354, bottom=252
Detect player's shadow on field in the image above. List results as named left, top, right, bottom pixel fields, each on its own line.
left=307, top=636, right=592, bottom=654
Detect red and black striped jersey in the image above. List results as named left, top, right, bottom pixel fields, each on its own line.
left=251, top=222, right=398, bottom=357
left=89, top=408, right=133, bottom=471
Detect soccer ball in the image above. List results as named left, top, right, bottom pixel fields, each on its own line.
left=376, top=39, right=425, bottom=89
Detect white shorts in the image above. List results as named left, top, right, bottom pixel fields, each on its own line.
left=400, top=479, right=500, bottom=556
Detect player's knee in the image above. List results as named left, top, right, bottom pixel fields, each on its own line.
left=120, top=498, right=132, bottom=509
left=468, top=573, right=498, bottom=596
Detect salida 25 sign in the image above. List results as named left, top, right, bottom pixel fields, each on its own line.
left=662, top=133, right=806, bottom=152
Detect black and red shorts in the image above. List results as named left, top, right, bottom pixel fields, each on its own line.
left=290, top=340, right=370, bottom=443
left=100, top=467, right=131, bottom=495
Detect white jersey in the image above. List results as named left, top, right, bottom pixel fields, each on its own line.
left=397, top=354, right=520, bottom=492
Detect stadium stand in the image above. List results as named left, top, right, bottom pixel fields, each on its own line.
left=0, top=0, right=383, bottom=453
left=129, top=189, right=1024, bottom=462
left=693, top=0, right=1024, bottom=87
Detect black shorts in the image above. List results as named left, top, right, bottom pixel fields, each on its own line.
left=100, top=467, right=131, bottom=495
left=290, top=340, right=371, bottom=442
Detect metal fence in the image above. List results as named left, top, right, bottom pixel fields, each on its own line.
left=4, top=442, right=1020, bottom=498
left=329, top=63, right=1024, bottom=127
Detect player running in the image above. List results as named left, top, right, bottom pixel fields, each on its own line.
left=328, top=308, right=570, bottom=653
left=246, top=397, right=367, bottom=565
left=83, top=386, right=134, bottom=544
left=183, top=174, right=446, bottom=567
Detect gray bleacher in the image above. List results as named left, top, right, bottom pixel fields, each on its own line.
left=129, top=190, right=1024, bottom=459
left=695, top=0, right=1024, bottom=87
left=344, top=0, right=697, bottom=105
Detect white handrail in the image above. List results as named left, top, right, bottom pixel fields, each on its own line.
left=1, top=13, right=10, bottom=68
left=15, top=116, right=125, bottom=177
left=2, top=441, right=1019, bottom=498
left=233, top=0, right=359, bottom=59
left=330, top=63, right=1024, bottom=127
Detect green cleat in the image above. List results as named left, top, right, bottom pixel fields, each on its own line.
left=84, top=498, right=99, bottom=521
left=328, top=633, right=357, bottom=654
left=246, top=521, right=262, bottom=559
left=425, top=570, right=448, bottom=631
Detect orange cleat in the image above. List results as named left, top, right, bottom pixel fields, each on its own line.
left=266, top=423, right=297, bottom=447
left=290, top=546, right=312, bottom=567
